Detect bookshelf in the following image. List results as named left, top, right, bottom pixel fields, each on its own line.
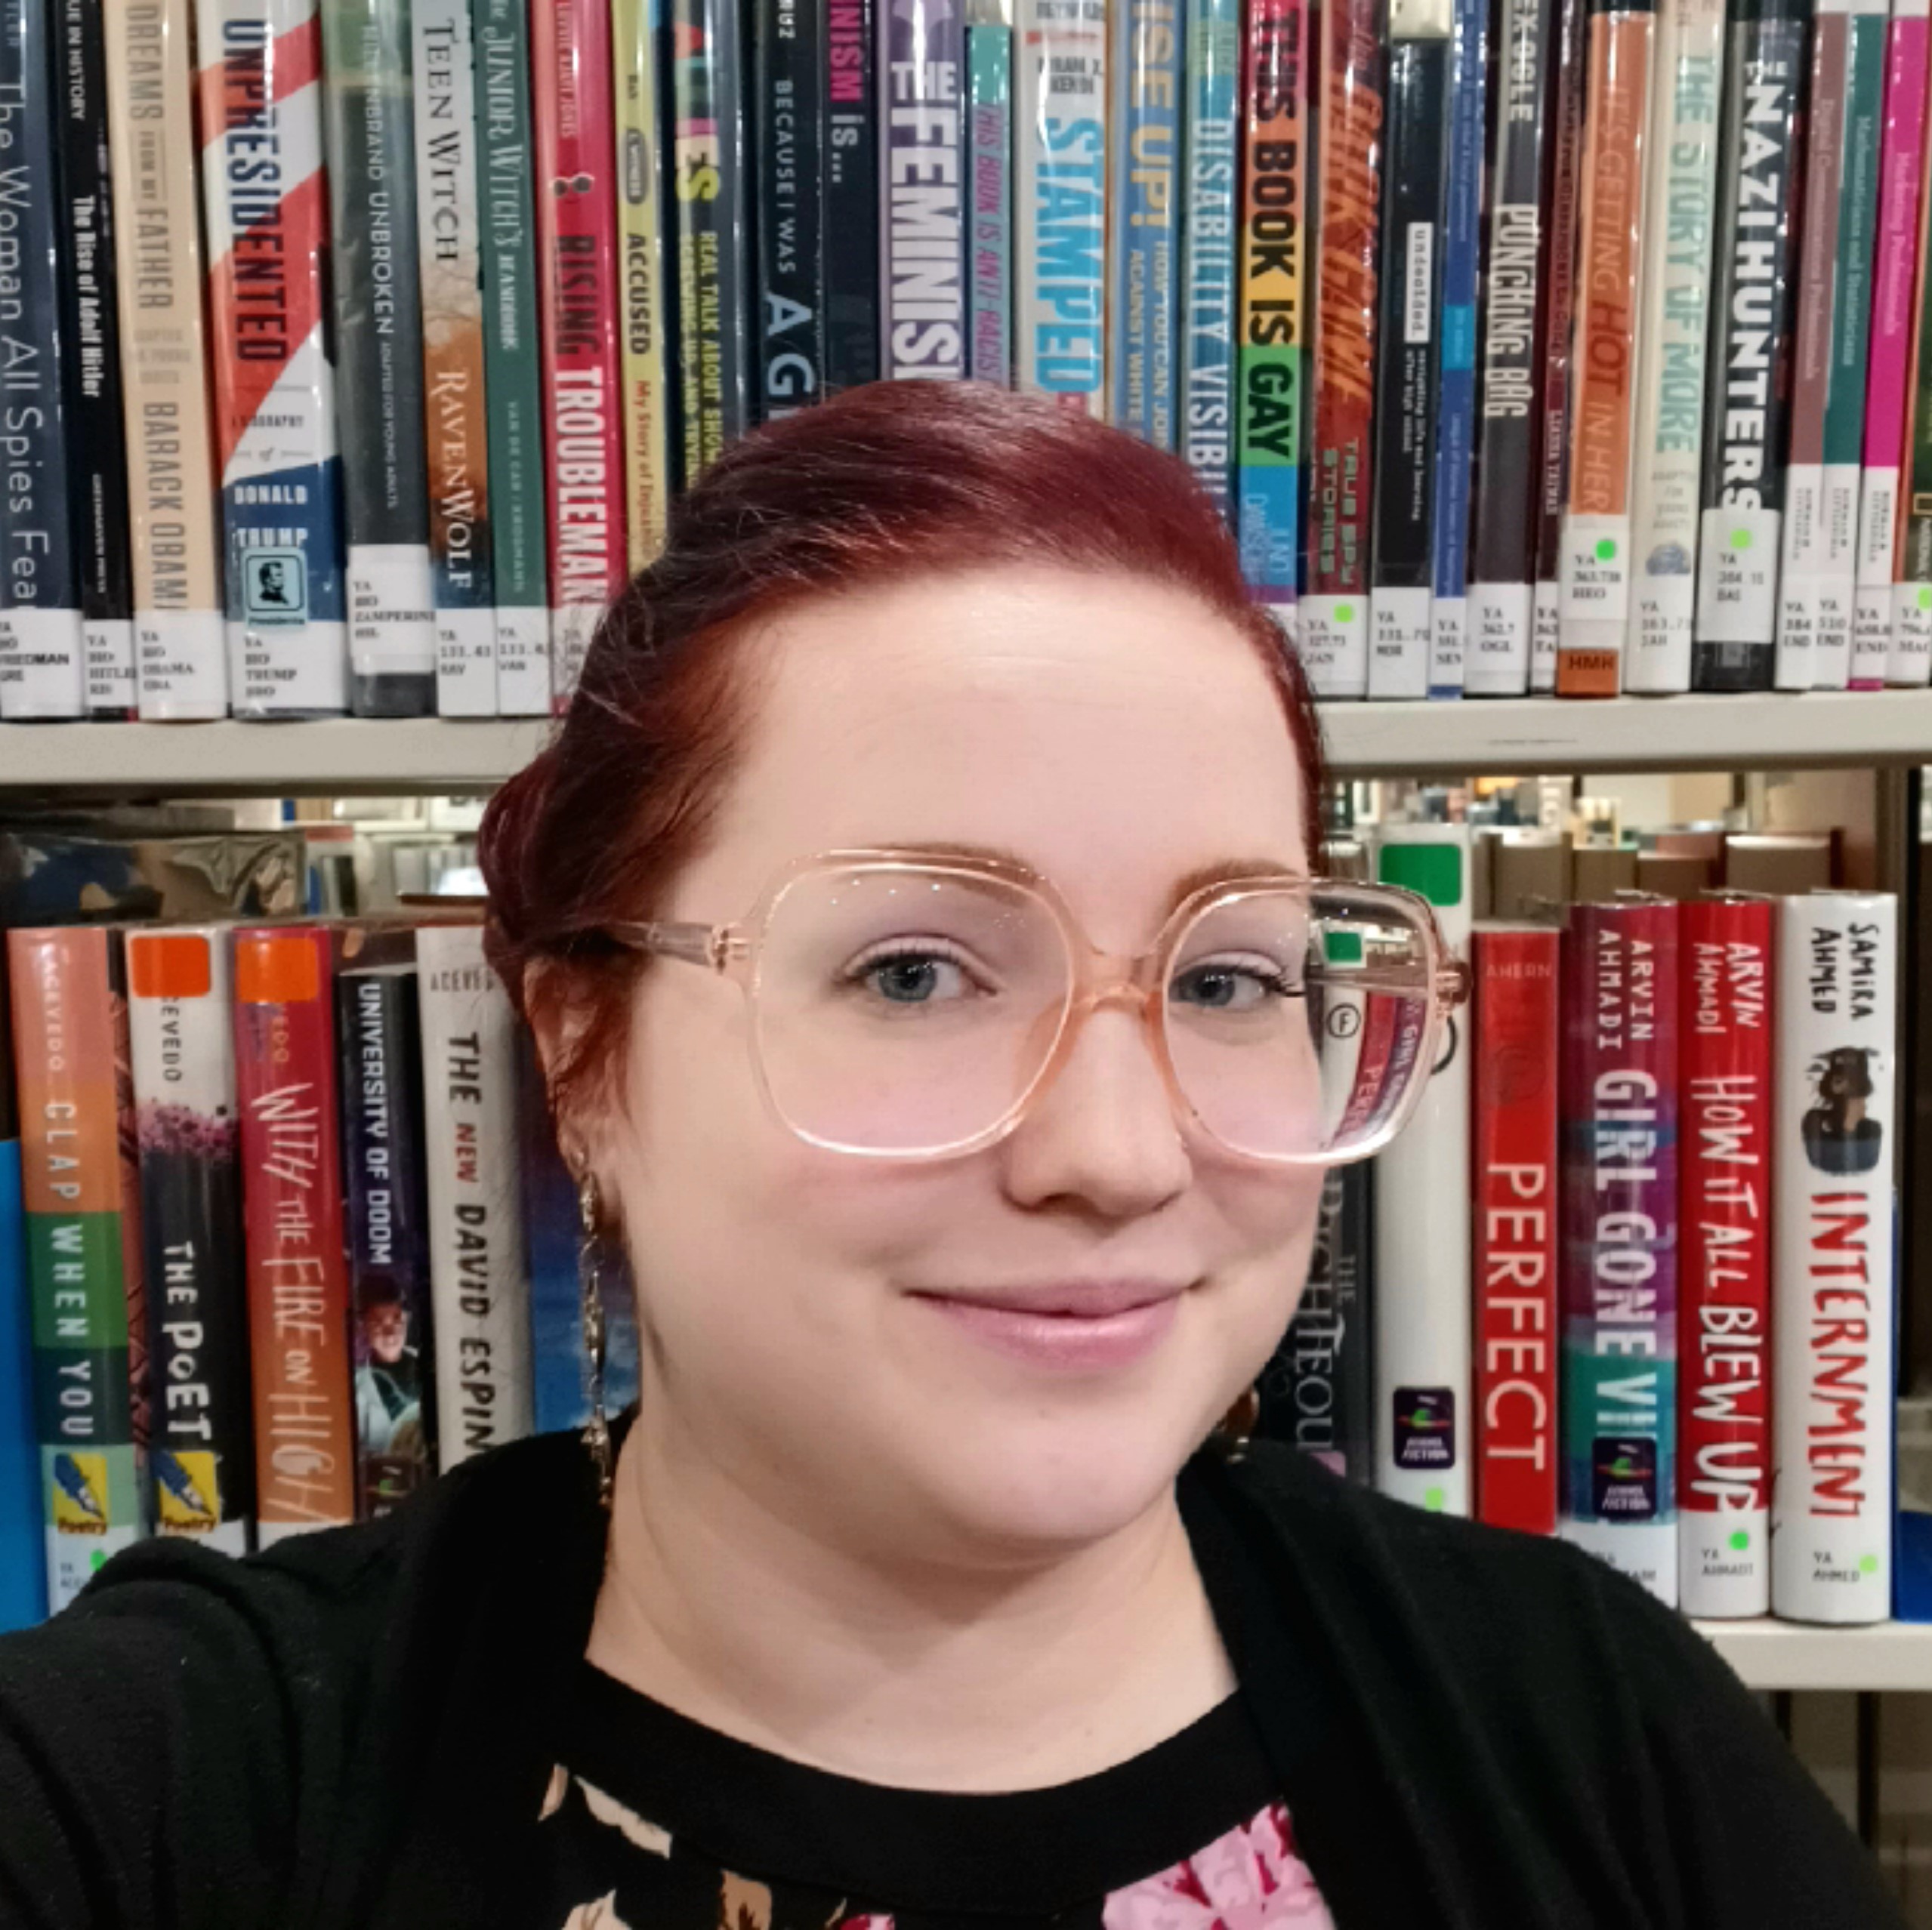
left=5, top=691, right=1932, bottom=794
left=1699, top=1620, right=1932, bottom=1694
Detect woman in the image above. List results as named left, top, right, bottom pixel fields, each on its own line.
left=0, top=384, right=1900, bottom=1930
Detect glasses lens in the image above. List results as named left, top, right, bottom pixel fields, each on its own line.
left=1165, top=885, right=1437, bottom=1161
left=752, top=864, right=1072, bottom=1152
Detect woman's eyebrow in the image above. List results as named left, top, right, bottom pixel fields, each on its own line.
left=886, top=841, right=1311, bottom=913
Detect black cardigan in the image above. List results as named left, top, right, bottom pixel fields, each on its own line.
left=0, top=1423, right=1904, bottom=1929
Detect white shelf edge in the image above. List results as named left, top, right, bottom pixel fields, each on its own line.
left=1693, top=1617, right=1932, bottom=1693
left=1, top=692, right=1930, bottom=792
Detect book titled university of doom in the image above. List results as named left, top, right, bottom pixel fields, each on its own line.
left=531, top=0, right=627, bottom=700
left=1178, top=0, right=1239, bottom=518
left=1110, top=0, right=1180, bottom=442
left=1559, top=896, right=1680, bottom=1608
left=54, top=0, right=134, bottom=716
left=1772, top=893, right=1897, bottom=1623
left=104, top=0, right=229, bottom=721
left=1678, top=894, right=1773, bottom=1618
left=319, top=0, right=437, bottom=719
left=0, top=0, right=85, bottom=720
left=417, top=922, right=533, bottom=1466
left=756, top=0, right=827, bottom=421
left=197, top=0, right=350, bottom=718
left=1299, top=0, right=1380, bottom=698
left=233, top=925, right=357, bottom=1538
left=824, top=0, right=880, bottom=390
left=126, top=928, right=255, bottom=1555
left=1474, top=923, right=1560, bottom=1536
left=335, top=923, right=437, bottom=1515
left=1692, top=0, right=1808, bottom=691
left=881, top=0, right=967, bottom=381
left=614, top=0, right=671, bottom=560
left=8, top=927, right=150, bottom=1609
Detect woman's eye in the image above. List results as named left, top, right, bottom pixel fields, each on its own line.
left=855, top=952, right=974, bottom=1004
left=1171, top=961, right=1296, bottom=1011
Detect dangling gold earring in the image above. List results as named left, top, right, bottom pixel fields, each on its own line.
left=576, top=1170, right=615, bottom=1510
left=1216, top=1386, right=1261, bottom=1460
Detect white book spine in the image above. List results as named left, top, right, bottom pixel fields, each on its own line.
left=418, top=923, right=533, bottom=1466
left=1368, top=589, right=1433, bottom=698
left=1372, top=823, right=1472, bottom=1515
left=1300, top=596, right=1370, bottom=699
left=1771, top=893, right=1897, bottom=1623
left=1625, top=0, right=1725, bottom=694
left=1464, top=583, right=1533, bottom=695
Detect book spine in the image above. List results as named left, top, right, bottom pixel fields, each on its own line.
left=1772, top=893, right=1897, bottom=1623
left=474, top=0, right=551, bottom=714
left=969, top=18, right=1014, bottom=384
left=1864, top=0, right=1929, bottom=683
left=1693, top=0, right=1807, bottom=691
left=1425, top=0, right=1486, bottom=697
left=198, top=0, right=349, bottom=718
left=320, top=0, right=437, bottom=718
left=1372, top=822, right=1473, bottom=1515
left=757, top=0, right=826, bottom=423
left=1677, top=896, right=1773, bottom=1617
left=1554, top=0, right=1656, bottom=696
left=1236, top=0, right=1307, bottom=636
left=1816, top=0, right=1889, bottom=686
left=104, top=0, right=229, bottom=721
left=54, top=0, right=134, bottom=716
left=1891, top=5, right=1932, bottom=679
left=1474, top=927, right=1561, bottom=1535
left=1017, top=0, right=1107, bottom=411
left=1110, top=0, right=1179, bottom=441
left=531, top=0, right=627, bottom=701
left=824, top=0, right=881, bottom=390
left=671, top=0, right=752, bottom=471
left=232, top=926, right=357, bottom=1537
left=1623, top=0, right=1726, bottom=694
left=7, top=930, right=147, bottom=1610
left=881, top=0, right=967, bottom=381
left=0, top=0, right=83, bottom=718
left=417, top=923, right=532, bottom=1465
left=1559, top=898, right=1680, bottom=1607
left=1531, top=0, right=1591, bottom=688
left=1776, top=0, right=1850, bottom=690
left=126, top=930, right=254, bottom=1555
left=1179, top=0, right=1239, bottom=518
left=412, top=0, right=496, bottom=716
left=1258, top=1163, right=1374, bottom=1480
left=336, top=963, right=437, bottom=1515
left=1300, top=0, right=1381, bottom=697
left=1466, top=0, right=1556, bottom=696
left=0, top=1083, right=42, bottom=1629
left=615, top=0, right=671, bottom=562
left=1367, top=0, right=1450, bottom=699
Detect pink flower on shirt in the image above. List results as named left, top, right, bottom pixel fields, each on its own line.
left=1101, top=1802, right=1334, bottom=1930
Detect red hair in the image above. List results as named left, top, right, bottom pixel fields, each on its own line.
left=480, top=380, right=1326, bottom=1121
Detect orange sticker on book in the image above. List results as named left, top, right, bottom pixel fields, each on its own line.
left=128, top=932, right=211, bottom=1001
left=235, top=932, right=319, bottom=1007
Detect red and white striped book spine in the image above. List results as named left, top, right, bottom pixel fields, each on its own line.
left=1677, top=894, right=1773, bottom=1617
left=1474, top=924, right=1561, bottom=1534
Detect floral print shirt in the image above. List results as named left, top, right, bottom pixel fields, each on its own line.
left=536, top=1660, right=1335, bottom=1930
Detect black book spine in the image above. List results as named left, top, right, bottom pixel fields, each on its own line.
left=337, top=967, right=439, bottom=1516
left=53, top=0, right=133, bottom=717
left=823, top=0, right=879, bottom=388
left=756, top=0, right=827, bottom=418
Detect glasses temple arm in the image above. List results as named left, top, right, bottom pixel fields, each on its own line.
left=606, top=920, right=736, bottom=971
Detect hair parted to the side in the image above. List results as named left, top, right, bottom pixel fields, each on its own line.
left=479, top=379, right=1328, bottom=1130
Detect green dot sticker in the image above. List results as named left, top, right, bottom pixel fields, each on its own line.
left=1730, top=527, right=1753, bottom=551
left=1861, top=1553, right=1880, bottom=1574
left=1335, top=602, right=1355, bottom=624
left=1594, top=538, right=1617, bottom=563
left=1918, top=586, right=1931, bottom=612
left=1729, top=1529, right=1751, bottom=1552
left=90, top=1549, right=106, bottom=1572
left=1424, top=1486, right=1446, bottom=1512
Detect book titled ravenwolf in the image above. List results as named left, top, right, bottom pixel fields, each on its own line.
left=881, top=0, right=967, bottom=380
left=1178, top=0, right=1239, bottom=517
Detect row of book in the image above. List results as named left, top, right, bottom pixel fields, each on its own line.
left=20, top=0, right=1932, bottom=726
left=0, top=915, right=641, bottom=1630
left=1265, top=822, right=1903, bottom=1621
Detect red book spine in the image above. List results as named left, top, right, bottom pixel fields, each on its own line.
left=1677, top=895, right=1773, bottom=1617
left=1474, top=926, right=1561, bottom=1533
left=531, top=0, right=628, bottom=705
left=232, top=926, right=356, bottom=1537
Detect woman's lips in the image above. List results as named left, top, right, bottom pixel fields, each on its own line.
left=912, top=1288, right=1184, bottom=1370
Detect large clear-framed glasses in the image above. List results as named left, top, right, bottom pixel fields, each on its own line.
left=569, top=850, right=1469, bottom=1165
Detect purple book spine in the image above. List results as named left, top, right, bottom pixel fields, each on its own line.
left=1558, top=896, right=1681, bottom=1607
left=879, top=0, right=968, bottom=380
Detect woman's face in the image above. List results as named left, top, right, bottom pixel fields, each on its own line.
left=598, top=563, right=1326, bottom=1563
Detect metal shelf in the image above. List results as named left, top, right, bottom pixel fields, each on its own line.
left=1695, top=1618, right=1932, bottom=1693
